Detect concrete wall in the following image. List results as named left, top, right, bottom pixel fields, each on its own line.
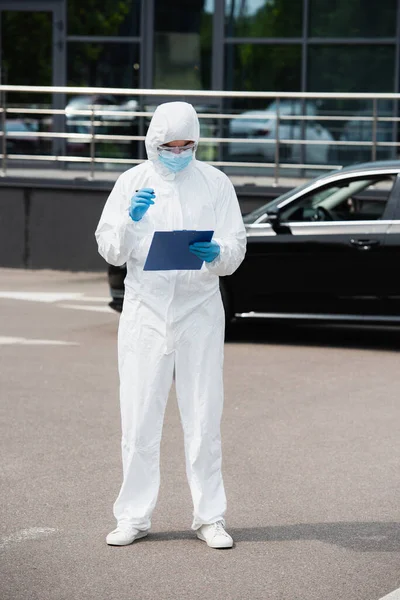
left=0, top=188, right=26, bottom=268
left=0, top=184, right=108, bottom=271
left=0, top=180, right=283, bottom=271
left=28, top=189, right=107, bottom=270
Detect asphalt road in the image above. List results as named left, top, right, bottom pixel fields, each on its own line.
left=1, top=268, right=400, bottom=600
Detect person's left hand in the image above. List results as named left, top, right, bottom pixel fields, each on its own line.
left=189, top=240, right=220, bottom=263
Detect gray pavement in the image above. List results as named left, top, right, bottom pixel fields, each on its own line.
left=0, top=162, right=320, bottom=190
left=1, top=268, right=400, bottom=600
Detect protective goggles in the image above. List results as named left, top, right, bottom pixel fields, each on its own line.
left=157, top=141, right=197, bottom=154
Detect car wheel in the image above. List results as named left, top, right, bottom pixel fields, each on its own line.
left=219, top=279, right=233, bottom=338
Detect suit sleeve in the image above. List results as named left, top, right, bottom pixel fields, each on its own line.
left=95, top=175, right=145, bottom=266
left=205, top=175, right=247, bottom=277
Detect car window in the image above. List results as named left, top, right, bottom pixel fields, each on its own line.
left=243, top=180, right=316, bottom=224
left=279, top=176, right=395, bottom=223
left=242, top=168, right=345, bottom=224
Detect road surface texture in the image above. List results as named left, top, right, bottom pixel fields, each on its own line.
left=1, top=268, right=400, bottom=600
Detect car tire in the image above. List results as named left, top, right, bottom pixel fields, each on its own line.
left=109, top=299, right=123, bottom=313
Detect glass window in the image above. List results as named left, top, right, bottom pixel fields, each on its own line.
left=309, top=0, right=397, bottom=37
left=154, top=0, right=213, bottom=89
left=67, top=44, right=141, bottom=160
left=308, top=45, right=395, bottom=93
left=337, top=99, right=397, bottom=165
left=222, top=44, right=302, bottom=163
left=225, top=44, right=301, bottom=93
left=279, top=176, right=395, bottom=222
left=67, top=42, right=140, bottom=88
left=67, top=0, right=141, bottom=37
left=1, top=11, right=52, bottom=109
left=1, top=11, right=52, bottom=94
left=308, top=45, right=396, bottom=165
left=225, top=0, right=303, bottom=37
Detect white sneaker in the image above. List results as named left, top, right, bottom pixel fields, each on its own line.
left=196, top=520, right=233, bottom=549
left=106, top=526, right=149, bottom=546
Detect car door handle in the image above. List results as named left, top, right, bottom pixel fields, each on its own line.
left=350, top=238, right=381, bottom=250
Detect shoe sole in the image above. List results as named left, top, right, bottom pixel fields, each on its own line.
left=106, top=530, right=148, bottom=546
left=196, top=531, right=233, bottom=549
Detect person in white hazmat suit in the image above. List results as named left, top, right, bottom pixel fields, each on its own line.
left=95, top=101, right=246, bottom=549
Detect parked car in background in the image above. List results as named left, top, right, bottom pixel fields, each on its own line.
left=66, top=94, right=139, bottom=157
left=227, top=99, right=335, bottom=165
left=339, top=113, right=396, bottom=165
left=65, top=94, right=138, bottom=124
left=5, top=119, right=40, bottom=154
left=106, top=160, right=400, bottom=329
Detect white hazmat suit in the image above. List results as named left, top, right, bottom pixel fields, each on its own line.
left=95, top=102, right=246, bottom=531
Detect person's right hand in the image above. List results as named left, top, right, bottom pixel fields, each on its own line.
left=129, top=188, right=155, bottom=222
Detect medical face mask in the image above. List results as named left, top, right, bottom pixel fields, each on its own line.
left=157, top=146, right=195, bottom=173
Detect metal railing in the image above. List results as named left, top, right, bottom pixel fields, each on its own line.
left=1, top=85, right=400, bottom=184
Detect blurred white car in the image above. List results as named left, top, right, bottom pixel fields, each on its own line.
left=65, top=94, right=139, bottom=156
left=227, top=100, right=334, bottom=164
left=65, top=94, right=138, bottom=123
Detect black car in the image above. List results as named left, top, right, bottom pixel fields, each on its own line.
left=107, top=160, right=400, bottom=327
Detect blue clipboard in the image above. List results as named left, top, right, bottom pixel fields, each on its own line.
left=144, top=230, right=214, bottom=271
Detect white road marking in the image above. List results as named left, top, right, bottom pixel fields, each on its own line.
left=71, top=296, right=111, bottom=303
left=0, top=336, right=78, bottom=346
left=378, top=589, right=400, bottom=600
left=59, top=303, right=114, bottom=313
left=0, top=291, right=111, bottom=310
left=0, top=291, right=83, bottom=303
left=0, top=527, right=57, bottom=550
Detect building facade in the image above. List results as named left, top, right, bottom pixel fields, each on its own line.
left=0, top=0, right=399, bottom=95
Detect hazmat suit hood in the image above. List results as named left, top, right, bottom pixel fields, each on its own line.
left=145, top=101, right=200, bottom=164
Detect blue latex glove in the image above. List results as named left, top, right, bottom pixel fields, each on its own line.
left=129, top=188, right=155, bottom=222
left=189, top=240, right=220, bottom=263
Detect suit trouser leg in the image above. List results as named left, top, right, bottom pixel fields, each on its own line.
left=174, top=294, right=227, bottom=530
left=113, top=312, right=175, bottom=530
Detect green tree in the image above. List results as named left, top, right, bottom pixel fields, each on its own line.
left=309, top=0, right=396, bottom=37
left=228, top=0, right=302, bottom=37
left=2, top=12, right=52, bottom=104
left=225, top=0, right=302, bottom=110
left=67, top=0, right=131, bottom=36
left=67, top=0, right=134, bottom=87
left=1, top=2, right=135, bottom=94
